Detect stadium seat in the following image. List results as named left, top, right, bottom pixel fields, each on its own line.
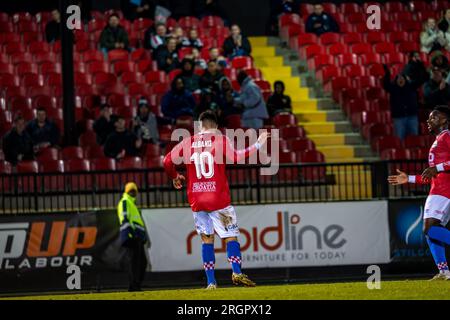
left=289, top=137, right=315, bottom=152
left=280, top=126, right=305, bottom=140
left=143, top=144, right=161, bottom=159
left=381, top=148, right=411, bottom=160
left=79, top=131, right=98, bottom=148
left=231, top=56, right=253, bottom=69
left=373, top=135, right=402, bottom=153
left=272, top=113, right=297, bottom=126
left=61, top=146, right=84, bottom=160
left=108, top=49, right=129, bottom=63
left=39, top=160, right=65, bottom=191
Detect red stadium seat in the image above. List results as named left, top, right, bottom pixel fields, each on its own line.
left=280, top=126, right=305, bottom=140
left=231, top=56, right=253, bottom=69
left=320, top=33, right=340, bottom=46
left=108, top=49, right=129, bottom=63
left=61, top=146, right=84, bottom=160
left=373, top=135, right=402, bottom=153
left=39, top=160, right=65, bottom=191
left=143, top=144, right=161, bottom=159
left=350, top=43, right=372, bottom=55
left=113, top=61, right=135, bottom=75
left=299, top=150, right=325, bottom=163
left=272, top=113, right=297, bottom=126
left=83, top=49, right=104, bottom=63
left=145, top=70, right=167, bottom=83
left=79, top=131, right=98, bottom=148
left=36, top=147, right=60, bottom=162
left=289, top=137, right=315, bottom=152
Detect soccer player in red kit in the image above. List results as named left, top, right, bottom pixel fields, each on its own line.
left=388, top=106, right=450, bottom=280
left=163, top=111, right=269, bottom=289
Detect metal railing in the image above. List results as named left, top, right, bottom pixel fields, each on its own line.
left=0, top=160, right=429, bottom=214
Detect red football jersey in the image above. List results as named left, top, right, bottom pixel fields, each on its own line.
left=410, top=129, right=450, bottom=198
left=163, top=131, right=259, bottom=212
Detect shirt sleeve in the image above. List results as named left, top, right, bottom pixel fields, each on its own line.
left=408, top=175, right=431, bottom=184
left=223, top=135, right=261, bottom=163
left=163, top=140, right=184, bottom=179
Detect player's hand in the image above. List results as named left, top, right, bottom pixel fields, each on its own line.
left=387, top=169, right=408, bottom=185
left=257, top=131, right=270, bottom=147
left=421, top=166, right=438, bottom=181
left=172, top=174, right=185, bottom=189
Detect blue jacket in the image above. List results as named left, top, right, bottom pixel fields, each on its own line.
left=237, top=77, right=269, bottom=120
left=161, top=89, right=195, bottom=120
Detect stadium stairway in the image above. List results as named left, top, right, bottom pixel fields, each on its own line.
left=249, top=36, right=375, bottom=199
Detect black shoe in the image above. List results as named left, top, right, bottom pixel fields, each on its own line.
left=128, top=287, right=142, bottom=292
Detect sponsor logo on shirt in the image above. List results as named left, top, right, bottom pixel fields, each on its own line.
left=192, top=181, right=216, bottom=193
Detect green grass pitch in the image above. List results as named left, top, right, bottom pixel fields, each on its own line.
left=3, top=280, right=450, bottom=300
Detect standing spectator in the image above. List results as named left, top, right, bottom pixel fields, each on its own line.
left=305, top=4, right=339, bottom=36
left=26, top=107, right=60, bottom=151
left=121, top=0, right=158, bottom=21
left=132, top=97, right=160, bottom=145
left=155, top=37, right=180, bottom=73
left=93, top=104, right=117, bottom=146
left=267, top=0, right=300, bottom=35
left=420, top=18, right=447, bottom=54
left=45, top=8, right=61, bottom=43
left=179, top=58, right=201, bottom=93
left=100, top=13, right=130, bottom=53
left=217, top=76, right=241, bottom=123
left=181, top=28, right=204, bottom=50
left=267, top=81, right=292, bottom=116
left=200, top=60, right=224, bottom=93
left=235, top=71, right=269, bottom=129
left=2, top=115, right=34, bottom=165
left=144, top=22, right=168, bottom=51
left=104, top=116, right=142, bottom=159
left=161, top=77, right=196, bottom=121
left=438, top=9, right=450, bottom=33
left=424, top=67, right=450, bottom=108
left=223, top=24, right=252, bottom=59
left=382, top=65, right=419, bottom=141
left=402, top=51, right=429, bottom=87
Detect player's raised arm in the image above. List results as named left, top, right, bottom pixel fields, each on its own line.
left=163, top=141, right=185, bottom=189
left=224, top=131, right=269, bottom=163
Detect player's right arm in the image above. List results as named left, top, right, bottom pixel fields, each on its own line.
left=223, top=131, right=269, bottom=163
left=163, top=140, right=186, bottom=189
left=387, top=169, right=431, bottom=185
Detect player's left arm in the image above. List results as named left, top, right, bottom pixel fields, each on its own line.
left=163, top=140, right=186, bottom=189
left=422, top=134, right=450, bottom=179
left=224, top=132, right=269, bottom=163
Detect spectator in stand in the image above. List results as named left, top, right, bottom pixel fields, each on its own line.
left=267, top=81, right=292, bottom=116
left=382, top=65, right=419, bottom=141
left=45, top=8, right=61, bottom=43
left=2, top=115, right=34, bottom=165
left=430, top=51, right=450, bottom=73
left=194, top=0, right=229, bottom=24
left=420, top=18, right=447, bottom=54
left=161, top=77, right=196, bottom=121
left=144, top=22, right=168, bottom=52
left=223, top=24, right=252, bottom=59
left=217, top=76, right=241, bottom=124
left=181, top=28, right=204, bottom=50
left=200, top=60, right=224, bottom=94
left=424, top=67, right=450, bottom=108
left=194, top=88, right=220, bottom=119
left=402, top=51, right=429, bottom=87
left=190, top=47, right=207, bottom=69
left=155, top=37, right=180, bottom=73
left=132, top=97, right=160, bottom=145
left=99, top=13, right=130, bottom=53
left=208, top=47, right=227, bottom=67
left=267, top=0, right=301, bottom=35
left=121, top=0, right=165, bottom=21
left=104, top=116, right=142, bottom=159
left=26, top=107, right=60, bottom=151
left=93, top=104, right=117, bottom=146
left=235, top=71, right=269, bottom=129
left=179, top=58, right=201, bottom=93
left=170, top=26, right=185, bottom=50
left=305, top=4, right=339, bottom=36
left=438, top=9, right=450, bottom=33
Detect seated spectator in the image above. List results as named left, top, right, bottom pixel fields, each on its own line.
left=305, top=4, right=339, bottom=36
left=100, top=13, right=130, bottom=53
left=267, top=80, right=292, bottom=116
left=217, top=76, right=242, bottom=124
left=170, top=26, right=185, bottom=50
left=26, top=107, right=60, bottom=151
left=235, top=71, right=269, bottom=129
left=382, top=65, right=419, bottom=141
left=223, top=24, right=252, bottom=59
left=190, top=48, right=207, bottom=69
left=155, top=37, right=180, bottom=73
left=161, top=77, right=196, bottom=121
left=200, top=60, right=224, bottom=93
left=132, top=97, right=160, bottom=145
left=420, top=18, right=447, bottom=54
left=144, top=22, right=168, bottom=51
left=424, top=67, right=450, bottom=108
left=104, top=116, right=142, bottom=159
left=121, top=0, right=156, bottom=21
left=181, top=28, right=204, bottom=50
left=208, top=47, right=227, bottom=67
left=93, top=104, right=117, bottom=145
left=194, top=88, right=220, bottom=119
left=431, top=50, right=450, bottom=73
left=402, top=51, right=429, bottom=87
left=2, top=115, right=34, bottom=165
left=45, top=8, right=61, bottom=43
left=438, top=9, right=450, bottom=33
left=180, top=58, right=201, bottom=93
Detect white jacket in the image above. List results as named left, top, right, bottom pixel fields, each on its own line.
left=420, top=28, right=447, bottom=53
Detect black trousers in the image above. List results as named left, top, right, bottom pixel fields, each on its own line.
left=125, top=239, right=148, bottom=291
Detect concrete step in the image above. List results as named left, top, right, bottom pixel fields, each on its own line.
left=295, top=110, right=346, bottom=122
left=299, top=121, right=353, bottom=135
left=308, top=133, right=364, bottom=146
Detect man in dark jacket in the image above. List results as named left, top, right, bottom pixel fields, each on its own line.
left=402, top=51, right=429, bottom=88
left=424, top=67, right=450, bottom=109
left=155, top=37, right=180, bottom=73
left=200, top=60, right=224, bottom=94
left=104, top=116, right=142, bottom=159
left=181, top=28, right=204, bottom=50
left=121, top=0, right=169, bottom=21
left=100, top=13, right=130, bottom=53
left=45, top=8, right=61, bottom=43
left=267, top=80, right=292, bottom=116
left=438, top=9, right=450, bottom=33
left=180, top=58, right=201, bottom=93
left=161, top=77, right=196, bottom=121
left=305, top=4, right=339, bottom=36
left=93, top=104, right=117, bottom=146
left=26, top=107, right=60, bottom=151
left=2, top=115, right=34, bottom=165
left=223, top=24, right=252, bottom=59
left=383, top=65, right=419, bottom=141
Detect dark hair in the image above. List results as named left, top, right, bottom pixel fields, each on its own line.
left=100, top=103, right=111, bottom=110
left=274, top=80, right=285, bottom=90
left=14, top=114, right=24, bottom=122
left=199, top=110, right=218, bottom=125
left=108, top=13, right=120, bottom=20
left=237, top=70, right=248, bottom=85
left=36, top=107, right=46, bottom=113
left=434, top=105, right=450, bottom=120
